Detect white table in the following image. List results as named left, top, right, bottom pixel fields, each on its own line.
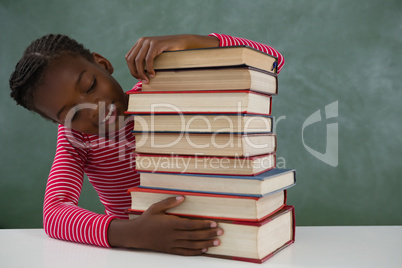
left=1, top=226, right=401, bottom=268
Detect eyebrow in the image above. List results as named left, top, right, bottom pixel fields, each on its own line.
left=56, top=69, right=87, bottom=121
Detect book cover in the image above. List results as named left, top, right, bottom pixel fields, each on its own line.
left=206, top=206, right=295, bottom=263
left=127, top=187, right=288, bottom=221
left=137, top=168, right=296, bottom=197
left=130, top=113, right=273, bottom=134
left=126, top=205, right=295, bottom=263
left=137, top=166, right=295, bottom=180
left=125, top=90, right=272, bottom=116
left=135, top=153, right=276, bottom=176
left=133, top=132, right=277, bottom=157
left=151, top=45, right=278, bottom=74
left=140, top=66, right=278, bottom=95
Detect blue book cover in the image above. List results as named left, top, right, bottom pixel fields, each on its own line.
left=138, top=168, right=296, bottom=197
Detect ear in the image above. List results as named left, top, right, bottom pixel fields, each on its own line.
left=92, top=52, right=114, bottom=74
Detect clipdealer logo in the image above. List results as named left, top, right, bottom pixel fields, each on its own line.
left=61, top=100, right=339, bottom=168
left=302, top=101, right=339, bottom=167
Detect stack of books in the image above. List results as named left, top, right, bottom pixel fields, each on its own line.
left=125, top=46, right=296, bottom=263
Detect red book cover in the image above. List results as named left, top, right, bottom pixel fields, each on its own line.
left=126, top=205, right=295, bottom=264
left=127, top=187, right=287, bottom=222
left=207, top=205, right=296, bottom=264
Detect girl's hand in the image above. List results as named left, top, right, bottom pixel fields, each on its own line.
left=125, top=34, right=219, bottom=84
left=108, top=196, right=223, bottom=255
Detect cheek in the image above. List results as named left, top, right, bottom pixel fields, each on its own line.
left=102, top=76, right=126, bottom=102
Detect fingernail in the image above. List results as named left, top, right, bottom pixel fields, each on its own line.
left=202, top=248, right=207, bottom=253
left=210, top=222, right=217, bottom=228
left=176, top=196, right=184, bottom=201
left=142, top=80, right=148, bottom=84
left=217, top=229, right=223, bottom=236
left=213, top=240, right=220, bottom=246
left=150, top=74, right=155, bottom=78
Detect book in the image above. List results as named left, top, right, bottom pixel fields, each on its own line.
left=127, top=187, right=287, bottom=221
left=141, top=67, right=278, bottom=95
left=133, top=132, right=276, bottom=156
left=132, top=113, right=273, bottom=133
left=135, top=153, right=276, bottom=176
left=137, top=168, right=296, bottom=197
left=127, top=206, right=295, bottom=263
left=151, top=45, right=278, bottom=74
left=126, top=90, right=272, bottom=115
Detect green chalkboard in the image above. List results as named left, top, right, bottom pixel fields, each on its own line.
left=1, top=0, right=401, bottom=229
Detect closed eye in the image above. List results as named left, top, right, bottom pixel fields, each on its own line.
left=86, top=76, right=97, bottom=93
left=71, top=108, right=79, bottom=121
left=63, top=106, right=80, bottom=125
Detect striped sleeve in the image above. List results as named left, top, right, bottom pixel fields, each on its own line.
left=209, top=33, right=285, bottom=74
left=43, top=125, right=116, bottom=247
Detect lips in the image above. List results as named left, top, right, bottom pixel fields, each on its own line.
left=100, top=103, right=117, bottom=125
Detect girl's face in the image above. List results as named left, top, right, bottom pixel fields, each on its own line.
left=34, top=53, right=129, bottom=135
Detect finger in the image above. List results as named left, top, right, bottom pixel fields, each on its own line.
left=135, top=41, right=151, bottom=83
left=146, top=196, right=185, bottom=214
left=144, top=42, right=160, bottom=78
left=174, top=217, right=218, bottom=231
left=175, top=228, right=224, bottom=241
left=125, top=42, right=138, bottom=63
left=125, top=42, right=142, bottom=79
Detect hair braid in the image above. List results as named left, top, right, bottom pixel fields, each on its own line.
left=9, top=34, right=93, bottom=116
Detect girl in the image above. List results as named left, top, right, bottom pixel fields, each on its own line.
left=9, top=33, right=284, bottom=255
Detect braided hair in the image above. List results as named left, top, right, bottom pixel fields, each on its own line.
left=9, top=34, right=93, bottom=120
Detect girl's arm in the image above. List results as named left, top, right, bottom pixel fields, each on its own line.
left=126, top=33, right=284, bottom=85
left=208, top=33, right=285, bottom=73
left=43, top=125, right=114, bottom=247
left=45, top=125, right=223, bottom=253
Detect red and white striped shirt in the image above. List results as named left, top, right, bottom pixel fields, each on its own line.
left=43, top=33, right=284, bottom=247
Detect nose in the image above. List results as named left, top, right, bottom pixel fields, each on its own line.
left=90, top=93, right=108, bottom=123
left=77, top=92, right=105, bottom=124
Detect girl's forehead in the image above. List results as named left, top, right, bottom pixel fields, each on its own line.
left=43, top=55, right=97, bottom=89
left=35, top=56, right=92, bottom=121
left=48, top=54, right=92, bottom=72
left=43, top=58, right=82, bottom=88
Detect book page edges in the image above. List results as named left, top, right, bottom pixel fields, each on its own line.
left=126, top=203, right=287, bottom=223
left=203, top=206, right=295, bottom=263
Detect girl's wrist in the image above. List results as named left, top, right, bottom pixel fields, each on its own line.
left=108, top=218, right=131, bottom=248
left=183, top=34, right=220, bottom=50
